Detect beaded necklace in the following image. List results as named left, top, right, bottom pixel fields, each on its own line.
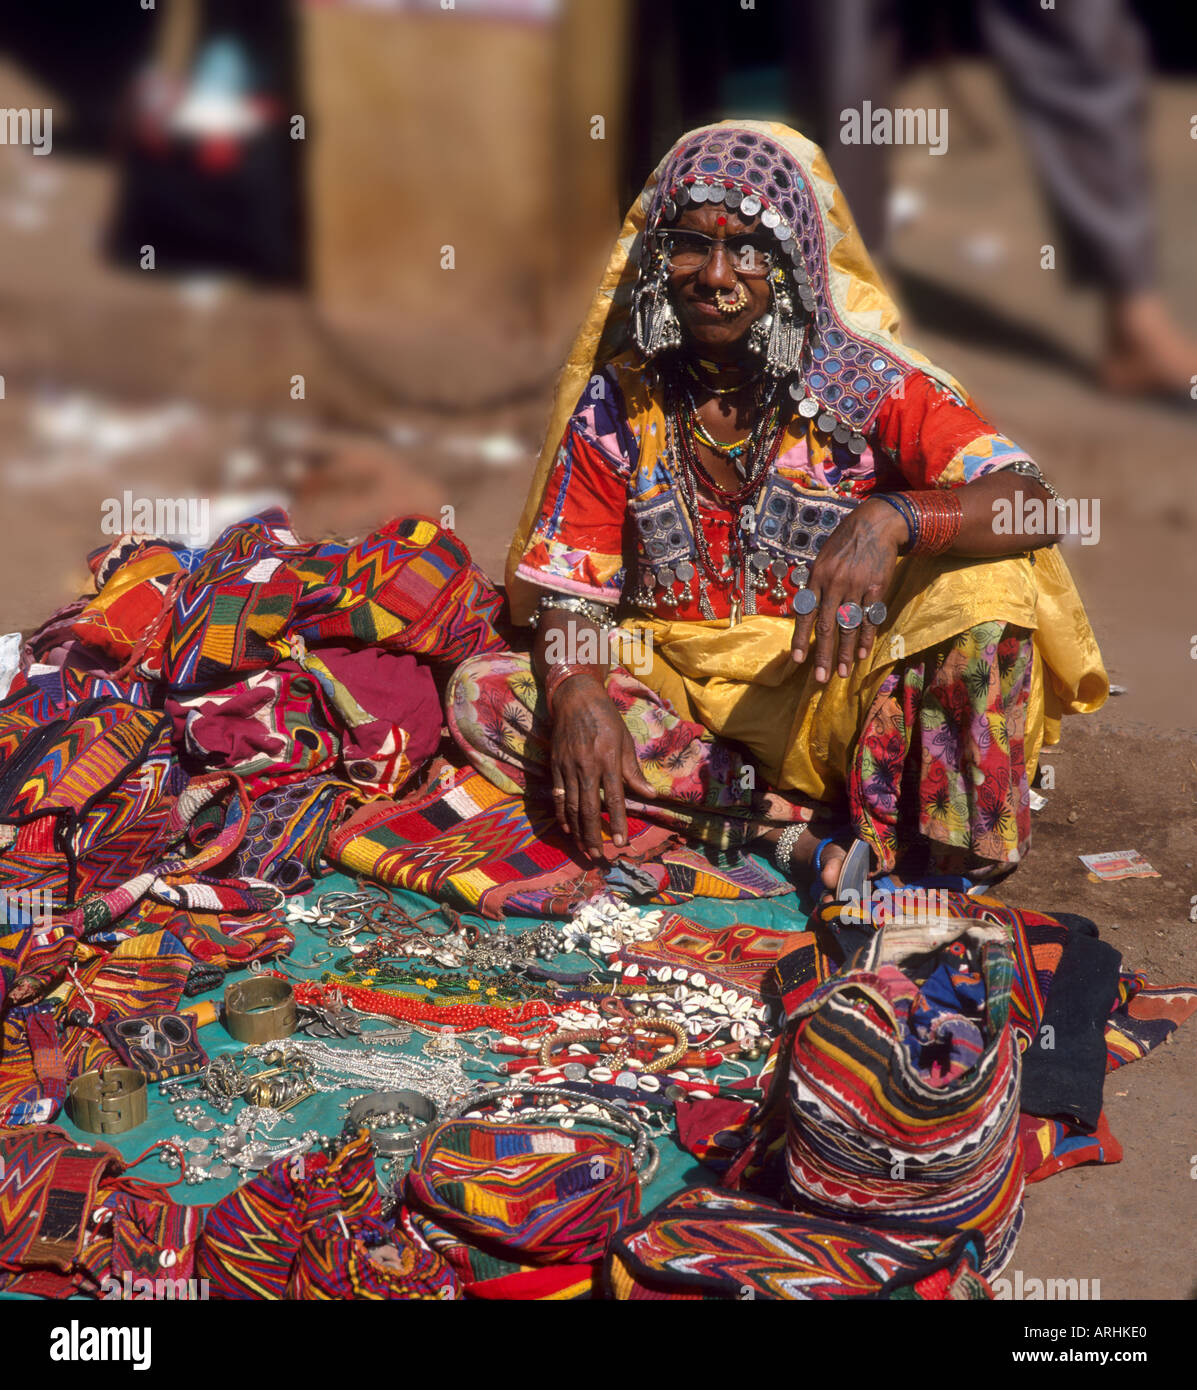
left=684, top=355, right=763, bottom=397
left=272, top=972, right=571, bottom=1037
left=665, top=364, right=789, bottom=621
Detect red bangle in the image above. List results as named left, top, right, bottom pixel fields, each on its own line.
left=544, top=662, right=597, bottom=716
left=902, top=489, right=963, bottom=556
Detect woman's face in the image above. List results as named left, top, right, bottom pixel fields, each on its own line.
left=659, top=203, right=775, bottom=360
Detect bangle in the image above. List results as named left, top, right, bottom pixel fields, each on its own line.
left=894, top=490, right=963, bottom=556
left=446, top=1083, right=658, bottom=1181
left=224, top=976, right=298, bottom=1044
left=774, top=820, right=809, bottom=876
left=67, top=1066, right=148, bottom=1134
left=1000, top=459, right=1061, bottom=503
left=544, top=661, right=598, bottom=716
left=532, top=594, right=617, bottom=629
left=345, top=1089, right=438, bottom=1157
left=872, top=492, right=916, bottom=551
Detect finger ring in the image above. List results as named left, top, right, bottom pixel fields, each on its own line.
left=551, top=787, right=567, bottom=798
left=792, top=588, right=819, bottom=616
left=835, top=602, right=863, bottom=631
left=864, top=601, right=887, bottom=625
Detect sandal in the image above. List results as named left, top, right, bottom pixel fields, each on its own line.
left=811, top=835, right=871, bottom=906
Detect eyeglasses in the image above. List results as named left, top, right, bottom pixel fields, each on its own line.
left=657, top=230, right=779, bottom=278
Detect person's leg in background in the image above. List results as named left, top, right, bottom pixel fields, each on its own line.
left=979, top=0, right=1197, bottom=397
left=785, top=0, right=903, bottom=263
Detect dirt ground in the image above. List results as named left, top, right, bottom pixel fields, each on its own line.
left=0, top=57, right=1193, bottom=1298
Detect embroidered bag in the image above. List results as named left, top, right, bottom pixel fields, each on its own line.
left=0, top=1125, right=204, bottom=1299
left=404, top=1117, right=640, bottom=1298
left=606, top=1187, right=993, bottom=1300
left=777, top=917, right=1024, bottom=1277
left=195, top=1131, right=456, bottom=1300
left=0, top=694, right=181, bottom=905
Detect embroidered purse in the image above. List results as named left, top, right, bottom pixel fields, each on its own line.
left=777, top=918, right=1025, bottom=1277
left=606, top=1187, right=993, bottom=1300
left=404, top=1118, right=640, bottom=1299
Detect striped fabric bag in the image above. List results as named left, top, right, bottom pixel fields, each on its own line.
left=780, top=918, right=1024, bottom=1278
left=405, top=1119, right=640, bottom=1299
left=606, top=1188, right=993, bottom=1300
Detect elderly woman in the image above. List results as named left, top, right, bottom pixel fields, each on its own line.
left=448, top=122, right=1107, bottom=898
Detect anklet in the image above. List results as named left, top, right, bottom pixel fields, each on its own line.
left=774, top=821, right=808, bottom=876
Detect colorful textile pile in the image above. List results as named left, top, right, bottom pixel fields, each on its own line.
left=0, top=511, right=507, bottom=1130
left=606, top=1188, right=994, bottom=1300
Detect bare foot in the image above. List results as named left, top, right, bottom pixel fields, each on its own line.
left=1099, top=291, right=1197, bottom=398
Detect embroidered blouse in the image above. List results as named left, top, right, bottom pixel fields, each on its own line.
left=515, top=351, right=1034, bottom=623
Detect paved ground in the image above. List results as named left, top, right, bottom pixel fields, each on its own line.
left=0, top=57, right=1192, bottom=1298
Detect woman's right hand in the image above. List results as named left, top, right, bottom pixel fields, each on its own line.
left=549, top=675, right=656, bottom=861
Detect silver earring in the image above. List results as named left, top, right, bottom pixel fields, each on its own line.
left=633, top=254, right=681, bottom=359
left=763, top=280, right=804, bottom=378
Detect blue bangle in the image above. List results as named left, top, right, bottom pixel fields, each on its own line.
left=873, top=492, right=916, bottom=551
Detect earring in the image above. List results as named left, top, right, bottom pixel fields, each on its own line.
left=763, top=279, right=804, bottom=378
left=748, top=313, right=772, bottom=357
left=633, top=253, right=682, bottom=360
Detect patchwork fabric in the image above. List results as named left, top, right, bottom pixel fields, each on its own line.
left=70, top=539, right=188, bottom=671
left=614, top=914, right=800, bottom=1006
left=296, top=644, right=442, bottom=798
left=405, top=1119, right=640, bottom=1299
left=228, top=774, right=359, bottom=896
left=166, top=666, right=339, bottom=797
left=1018, top=1112, right=1123, bottom=1184
left=607, top=1188, right=993, bottom=1300
left=328, top=765, right=674, bottom=919
left=159, top=510, right=505, bottom=691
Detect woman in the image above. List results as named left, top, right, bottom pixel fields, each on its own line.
left=449, top=121, right=1107, bottom=897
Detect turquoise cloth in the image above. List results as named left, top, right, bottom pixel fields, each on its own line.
left=5, top=865, right=809, bottom=1296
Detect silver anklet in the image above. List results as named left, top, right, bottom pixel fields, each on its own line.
left=774, top=821, right=809, bottom=876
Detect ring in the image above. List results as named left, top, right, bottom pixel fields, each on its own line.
left=865, top=601, right=887, bottom=625
left=551, top=787, right=567, bottom=798
left=792, top=588, right=819, bottom=617
left=835, top=602, right=863, bottom=632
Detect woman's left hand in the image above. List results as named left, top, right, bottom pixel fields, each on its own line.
left=791, top=497, right=907, bottom=682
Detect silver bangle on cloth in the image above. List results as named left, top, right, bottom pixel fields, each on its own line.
left=345, top=1089, right=439, bottom=1157
left=446, top=1083, right=659, bottom=1184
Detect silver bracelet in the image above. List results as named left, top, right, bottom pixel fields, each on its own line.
left=774, top=820, right=809, bottom=875
left=447, top=1083, right=658, bottom=1183
left=1000, top=459, right=1060, bottom=503
left=531, top=593, right=618, bottom=630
